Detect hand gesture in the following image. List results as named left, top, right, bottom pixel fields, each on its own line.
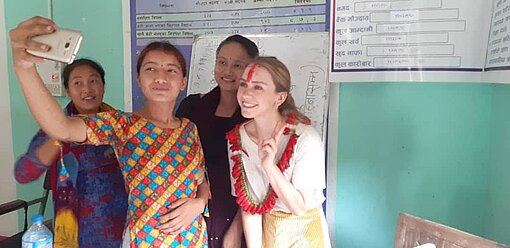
left=258, top=125, right=285, bottom=170
left=9, top=16, right=56, bottom=68
left=157, top=197, right=206, bottom=234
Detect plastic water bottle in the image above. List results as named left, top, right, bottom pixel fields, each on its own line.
left=21, top=214, right=53, bottom=248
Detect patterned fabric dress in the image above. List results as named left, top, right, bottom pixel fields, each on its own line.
left=83, top=110, right=208, bottom=248
left=14, top=102, right=127, bottom=248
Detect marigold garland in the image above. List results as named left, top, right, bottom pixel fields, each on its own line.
left=226, top=116, right=300, bottom=214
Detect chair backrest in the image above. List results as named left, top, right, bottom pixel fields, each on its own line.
left=39, top=171, right=51, bottom=215
left=0, top=171, right=52, bottom=247
left=43, top=168, right=52, bottom=191
left=25, top=170, right=51, bottom=217
left=394, top=213, right=508, bottom=248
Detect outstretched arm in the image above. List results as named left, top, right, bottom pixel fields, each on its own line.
left=10, top=16, right=87, bottom=142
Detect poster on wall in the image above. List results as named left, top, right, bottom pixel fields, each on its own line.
left=482, top=0, right=510, bottom=82
left=130, top=0, right=327, bottom=110
left=36, top=61, right=65, bottom=96
left=485, top=0, right=510, bottom=71
left=329, top=0, right=510, bottom=83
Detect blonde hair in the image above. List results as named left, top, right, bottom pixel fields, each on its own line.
left=250, top=56, right=310, bottom=124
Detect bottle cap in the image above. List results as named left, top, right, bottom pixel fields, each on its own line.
left=32, top=214, right=43, bottom=223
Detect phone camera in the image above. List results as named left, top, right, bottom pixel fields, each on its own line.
left=65, top=42, right=70, bottom=49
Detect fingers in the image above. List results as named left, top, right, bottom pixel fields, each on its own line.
left=9, top=16, right=57, bottom=66
left=157, top=208, right=181, bottom=234
left=10, top=25, right=54, bottom=51
left=167, top=198, right=187, bottom=210
left=157, top=199, right=191, bottom=234
left=259, top=138, right=277, bottom=154
left=258, top=124, right=286, bottom=151
left=158, top=198, right=187, bottom=226
left=157, top=198, right=205, bottom=234
left=158, top=218, right=187, bottom=234
left=17, top=16, right=56, bottom=37
left=20, top=16, right=56, bottom=27
left=258, top=140, right=277, bottom=167
left=158, top=208, right=177, bottom=224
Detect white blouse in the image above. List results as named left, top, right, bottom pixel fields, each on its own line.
left=228, top=121, right=326, bottom=213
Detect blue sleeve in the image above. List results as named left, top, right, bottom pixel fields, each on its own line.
left=14, top=130, right=52, bottom=184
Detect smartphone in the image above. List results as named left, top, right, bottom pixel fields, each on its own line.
left=27, top=28, right=83, bottom=64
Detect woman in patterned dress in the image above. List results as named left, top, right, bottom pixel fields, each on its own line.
left=227, top=57, right=331, bottom=247
left=14, top=58, right=128, bottom=248
left=10, top=16, right=209, bottom=248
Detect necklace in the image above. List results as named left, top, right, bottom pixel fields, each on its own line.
left=252, top=118, right=281, bottom=144
left=226, top=115, right=300, bottom=214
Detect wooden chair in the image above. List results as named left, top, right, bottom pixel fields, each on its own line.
left=394, top=213, right=508, bottom=248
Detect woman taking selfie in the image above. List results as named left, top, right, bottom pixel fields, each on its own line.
left=10, top=16, right=209, bottom=247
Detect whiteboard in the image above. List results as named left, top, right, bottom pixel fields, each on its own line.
left=188, top=32, right=329, bottom=138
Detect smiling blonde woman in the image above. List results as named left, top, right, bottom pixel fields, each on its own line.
left=227, top=56, right=331, bottom=247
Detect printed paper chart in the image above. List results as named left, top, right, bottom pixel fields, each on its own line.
left=329, top=0, right=491, bottom=82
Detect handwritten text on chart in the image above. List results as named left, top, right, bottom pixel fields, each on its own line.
left=486, top=0, right=510, bottom=68
left=299, top=65, right=326, bottom=132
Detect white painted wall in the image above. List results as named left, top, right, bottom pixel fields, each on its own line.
left=0, top=0, right=19, bottom=236
left=122, top=0, right=132, bottom=111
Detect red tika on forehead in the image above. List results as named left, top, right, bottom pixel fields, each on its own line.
left=246, top=64, right=257, bottom=82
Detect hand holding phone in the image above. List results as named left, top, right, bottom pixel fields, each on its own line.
left=26, top=28, right=83, bottom=64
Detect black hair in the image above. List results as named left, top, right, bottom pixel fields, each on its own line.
left=136, top=41, right=187, bottom=76
left=62, top=58, right=105, bottom=89
left=216, top=35, right=259, bottom=58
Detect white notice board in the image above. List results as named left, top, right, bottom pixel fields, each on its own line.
left=188, top=33, right=329, bottom=138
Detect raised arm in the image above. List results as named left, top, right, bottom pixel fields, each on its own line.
left=259, top=126, right=326, bottom=216
left=257, top=126, right=307, bottom=215
left=10, top=16, right=87, bottom=142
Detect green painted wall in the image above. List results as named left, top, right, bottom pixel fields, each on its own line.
left=486, top=84, right=510, bottom=244
left=336, top=82, right=509, bottom=247
left=4, top=1, right=510, bottom=246
left=4, top=0, right=124, bottom=223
